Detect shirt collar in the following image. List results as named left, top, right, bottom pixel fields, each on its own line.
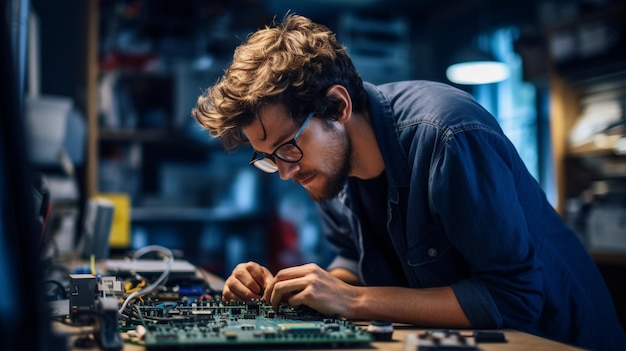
left=363, top=82, right=411, bottom=189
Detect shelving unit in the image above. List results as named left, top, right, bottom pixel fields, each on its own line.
left=81, top=0, right=275, bottom=276
left=547, top=3, right=626, bottom=328
left=549, top=81, right=626, bottom=246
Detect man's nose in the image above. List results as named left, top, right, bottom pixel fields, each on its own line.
left=276, top=159, right=300, bottom=180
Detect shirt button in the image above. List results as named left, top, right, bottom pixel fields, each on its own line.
left=428, top=248, right=438, bottom=257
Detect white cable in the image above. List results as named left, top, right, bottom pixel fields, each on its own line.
left=118, top=245, right=174, bottom=315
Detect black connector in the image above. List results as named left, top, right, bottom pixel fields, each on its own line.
left=69, top=274, right=97, bottom=325
left=93, top=297, right=123, bottom=350
left=473, top=331, right=507, bottom=343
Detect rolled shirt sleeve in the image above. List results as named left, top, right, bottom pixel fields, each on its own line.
left=430, top=124, right=544, bottom=329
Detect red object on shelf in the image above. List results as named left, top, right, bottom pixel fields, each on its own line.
left=100, top=52, right=158, bottom=72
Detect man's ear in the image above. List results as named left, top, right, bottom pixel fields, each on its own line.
left=326, top=85, right=352, bottom=123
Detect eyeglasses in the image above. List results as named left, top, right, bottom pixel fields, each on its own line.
left=249, top=112, right=314, bottom=173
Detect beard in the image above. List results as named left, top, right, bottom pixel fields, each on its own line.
left=299, top=130, right=352, bottom=202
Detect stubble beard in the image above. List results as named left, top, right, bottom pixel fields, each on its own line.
left=303, top=131, right=352, bottom=202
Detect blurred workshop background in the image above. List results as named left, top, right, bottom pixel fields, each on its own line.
left=19, top=0, right=626, bottom=326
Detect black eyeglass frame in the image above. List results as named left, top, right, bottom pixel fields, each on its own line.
left=249, top=112, right=314, bottom=173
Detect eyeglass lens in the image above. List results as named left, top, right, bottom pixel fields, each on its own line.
left=250, top=112, right=314, bottom=173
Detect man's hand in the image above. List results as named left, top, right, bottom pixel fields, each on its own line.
left=228, top=262, right=471, bottom=327
left=222, top=261, right=274, bottom=302
left=262, top=263, right=358, bottom=317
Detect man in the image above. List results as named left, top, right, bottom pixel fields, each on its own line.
left=192, top=14, right=625, bottom=350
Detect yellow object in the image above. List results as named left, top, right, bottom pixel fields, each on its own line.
left=124, top=280, right=147, bottom=294
left=90, top=254, right=96, bottom=275
left=96, top=193, right=131, bottom=248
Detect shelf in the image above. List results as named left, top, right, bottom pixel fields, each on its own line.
left=548, top=4, right=626, bottom=84
left=131, top=205, right=264, bottom=223
left=568, top=136, right=625, bottom=157
left=100, top=128, right=176, bottom=142
left=98, top=128, right=219, bottom=148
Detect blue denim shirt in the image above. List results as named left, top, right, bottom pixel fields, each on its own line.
left=317, top=81, right=626, bottom=350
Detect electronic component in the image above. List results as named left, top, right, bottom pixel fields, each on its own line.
left=473, top=331, right=506, bottom=343
left=105, top=259, right=197, bottom=279
left=69, top=274, right=98, bottom=324
left=404, top=330, right=478, bottom=351
left=367, top=320, right=394, bottom=341
left=93, top=297, right=123, bottom=350
left=128, top=299, right=373, bottom=349
left=98, top=276, right=123, bottom=295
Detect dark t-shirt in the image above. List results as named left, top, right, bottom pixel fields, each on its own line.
left=353, top=172, right=407, bottom=286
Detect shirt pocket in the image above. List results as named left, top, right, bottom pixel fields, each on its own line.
left=405, top=231, right=462, bottom=287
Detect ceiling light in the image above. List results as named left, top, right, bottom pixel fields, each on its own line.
left=446, top=47, right=510, bottom=85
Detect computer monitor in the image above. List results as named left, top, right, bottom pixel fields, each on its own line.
left=1, top=0, right=55, bottom=349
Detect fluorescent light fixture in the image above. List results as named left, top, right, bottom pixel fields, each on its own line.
left=446, top=60, right=510, bottom=85
left=446, top=45, right=510, bottom=85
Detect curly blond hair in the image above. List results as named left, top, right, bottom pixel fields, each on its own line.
left=191, top=13, right=366, bottom=151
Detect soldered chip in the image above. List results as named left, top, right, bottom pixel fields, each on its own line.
left=278, top=323, right=322, bottom=334
left=223, top=331, right=238, bottom=339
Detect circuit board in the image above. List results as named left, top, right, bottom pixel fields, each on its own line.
left=135, top=299, right=374, bottom=349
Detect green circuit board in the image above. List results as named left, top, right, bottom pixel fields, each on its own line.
left=137, top=299, right=374, bottom=349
